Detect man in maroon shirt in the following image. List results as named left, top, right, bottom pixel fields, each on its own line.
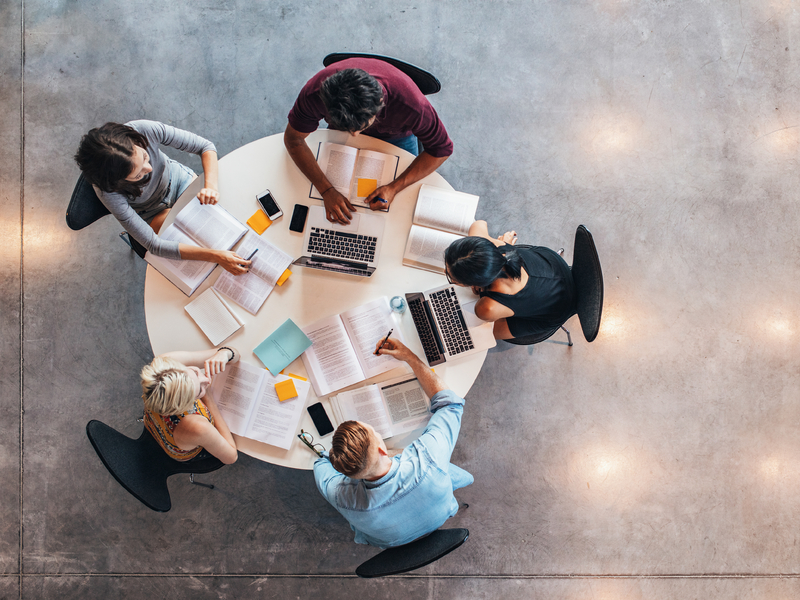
left=284, top=58, right=453, bottom=224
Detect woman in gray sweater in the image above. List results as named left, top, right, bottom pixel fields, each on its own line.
left=75, top=120, right=251, bottom=274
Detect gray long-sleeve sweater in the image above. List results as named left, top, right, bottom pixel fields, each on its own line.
left=96, top=120, right=216, bottom=259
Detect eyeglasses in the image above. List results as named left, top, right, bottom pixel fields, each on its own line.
left=445, top=269, right=456, bottom=285
left=297, top=429, right=326, bottom=458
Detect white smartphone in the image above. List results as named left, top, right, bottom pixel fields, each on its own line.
left=256, top=189, right=283, bottom=220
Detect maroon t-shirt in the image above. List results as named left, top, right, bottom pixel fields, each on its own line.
left=287, top=58, right=453, bottom=158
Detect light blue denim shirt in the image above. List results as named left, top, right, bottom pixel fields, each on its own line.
left=313, top=389, right=472, bottom=549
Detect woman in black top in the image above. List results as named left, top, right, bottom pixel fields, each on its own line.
left=444, top=221, right=576, bottom=340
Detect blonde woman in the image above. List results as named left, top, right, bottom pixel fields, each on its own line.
left=140, top=347, right=239, bottom=464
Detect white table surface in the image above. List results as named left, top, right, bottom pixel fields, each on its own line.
left=144, top=129, right=487, bottom=470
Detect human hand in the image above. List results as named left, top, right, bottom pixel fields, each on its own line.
left=197, top=187, right=219, bottom=205
left=498, top=230, right=517, bottom=245
left=366, top=184, right=397, bottom=212
left=374, top=338, right=417, bottom=363
left=217, top=250, right=252, bottom=275
left=470, top=286, right=484, bottom=295
left=322, top=188, right=356, bottom=224
left=204, top=348, right=233, bottom=378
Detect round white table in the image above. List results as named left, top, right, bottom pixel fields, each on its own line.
left=144, top=129, right=487, bottom=469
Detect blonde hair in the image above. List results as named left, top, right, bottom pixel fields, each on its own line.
left=329, top=421, right=372, bottom=477
left=140, top=356, right=196, bottom=415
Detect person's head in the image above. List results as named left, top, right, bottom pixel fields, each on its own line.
left=328, top=420, right=387, bottom=478
left=320, top=68, right=385, bottom=134
left=140, top=356, right=210, bottom=416
left=444, top=237, right=524, bottom=288
left=74, top=122, right=152, bottom=200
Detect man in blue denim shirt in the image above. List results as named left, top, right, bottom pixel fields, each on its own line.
left=313, top=338, right=474, bottom=548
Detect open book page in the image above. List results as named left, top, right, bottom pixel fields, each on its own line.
left=214, top=270, right=274, bottom=315
left=335, top=385, right=393, bottom=439
left=301, top=315, right=365, bottom=396
left=402, top=224, right=463, bottom=273
left=173, top=197, right=247, bottom=250
left=348, top=149, right=399, bottom=207
left=241, top=232, right=293, bottom=285
left=208, top=360, right=266, bottom=437
left=310, top=143, right=359, bottom=198
left=340, top=297, right=407, bottom=380
left=145, top=225, right=216, bottom=295
left=245, top=373, right=310, bottom=450
left=212, top=232, right=292, bottom=315
left=379, top=376, right=431, bottom=436
left=412, top=184, right=480, bottom=235
left=184, top=288, right=243, bottom=346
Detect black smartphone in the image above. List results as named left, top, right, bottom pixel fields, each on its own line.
left=307, top=402, right=334, bottom=437
left=289, top=204, right=309, bottom=233
left=256, top=189, right=283, bottom=220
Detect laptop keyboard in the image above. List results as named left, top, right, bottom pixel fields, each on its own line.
left=308, top=227, right=377, bottom=263
left=408, top=296, right=445, bottom=366
left=429, top=288, right=475, bottom=356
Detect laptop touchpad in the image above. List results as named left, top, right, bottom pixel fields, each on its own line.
left=328, top=213, right=361, bottom=231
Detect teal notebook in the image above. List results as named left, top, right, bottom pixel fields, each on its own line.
left=254, top=318, right=313, bottom=375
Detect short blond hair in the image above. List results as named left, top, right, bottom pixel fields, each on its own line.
left=140, top=356, right=196, bottom=415
left=329, top=421, right=372, bottom=477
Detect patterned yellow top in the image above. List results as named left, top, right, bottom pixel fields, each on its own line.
left=144, top=399, right=214, bottom=461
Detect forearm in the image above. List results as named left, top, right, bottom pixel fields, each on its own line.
left=200, top=150, right=219, bottom=190
left=284, top=125, right=331, bottom=192
left=387, top=151, right=447, bottom=194
left=178, top=244, right=226, bottom=263
left=161, top=347, right=237, bottom=368
left=404, top=353, right=448, bottom=398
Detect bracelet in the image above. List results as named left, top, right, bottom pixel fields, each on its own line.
left=320, top=186, right=334, bottom=196
left=218, top=346, right=235, bottom=362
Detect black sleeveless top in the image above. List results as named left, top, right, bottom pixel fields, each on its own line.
left=479, top=244, right=577, bottom=337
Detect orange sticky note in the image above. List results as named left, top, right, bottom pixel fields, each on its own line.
left=279, top=369, right=308, bottom=381
left=357, top=178, right=378, bottom=197
left=275, top=378, right=298, bottom=401
left=276, top=269, right=292, bottom=286
left=247, top=210, right=271, bottom=234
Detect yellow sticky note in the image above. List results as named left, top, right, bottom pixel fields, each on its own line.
left=276, top=269, right=292, bottom=286
left=275, top=378, right=298, bottom=401
left=247, top=210, right=271, bottom=235
left=357, top=178, right=378, bottom=197
left=279, top=369, right=308, bottom=381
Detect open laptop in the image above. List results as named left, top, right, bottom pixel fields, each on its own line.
left=405, top=284, right=496, bottom=366
left=292, top=205, right=385, bottom=277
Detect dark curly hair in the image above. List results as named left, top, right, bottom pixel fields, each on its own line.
left=320, top=68, right=385, bottom=133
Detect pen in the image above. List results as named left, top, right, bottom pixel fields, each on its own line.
left=375, top=328, right=393, bottom=355
left=240, top=247, right=258, bottom=268
left=374, top=197, right=388, bottom=204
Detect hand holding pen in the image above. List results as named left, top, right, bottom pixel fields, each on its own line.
left=374, top=329, right=393, bottom=355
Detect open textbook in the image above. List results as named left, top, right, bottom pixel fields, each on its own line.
left=309, top=142, right=400, bottom=208
left=213, top=232, right=293, bottom=314
left=209, top=360, right=310, bottom=450
left=145, top=198, right=248, bottom=296
left=329, top=374, right=431, bottom=439
left=300, top=297, right=407, bottom=396
left=402, top=184, right=480, bottom=273
left=184, top=287, right=243, bottom=346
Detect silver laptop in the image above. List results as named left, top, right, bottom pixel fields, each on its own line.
left=292, top=206, right=385, bottom=277
left=405, top=284, right=496, bottom=366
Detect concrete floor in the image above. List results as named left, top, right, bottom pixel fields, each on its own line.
left=3, top=0, right=800, bottom=598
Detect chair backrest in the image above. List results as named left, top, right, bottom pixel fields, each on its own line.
left=355, top=528, right=469, bottom=578
left=66, top=174, right=110, bottom=231
left=86, top=420, right=224, bottom=512
left=323, top=53, right=442, bottom=95
left=571, top=225, right=604, bottom=342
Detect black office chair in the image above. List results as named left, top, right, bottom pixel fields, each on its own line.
left=355, top=528, right=469, bottom=578
left=323, top=53, right=441, bottom=95
left=506, top=225, right=604, bottom=346
left=86, top=420, right=224, bottom=512
left=66, top=174, right=147, bottom=258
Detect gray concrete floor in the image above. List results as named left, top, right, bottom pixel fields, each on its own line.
left=3, top=0, right=800, bottom=598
